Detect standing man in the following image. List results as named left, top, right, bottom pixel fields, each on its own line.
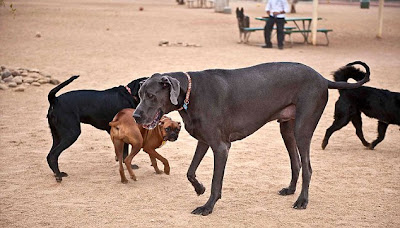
left=262, top=0, right=290, bottom=49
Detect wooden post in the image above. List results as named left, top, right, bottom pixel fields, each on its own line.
left=311, top=0, right=319, bottom=45
left=377, top=0, right=384, bottom=38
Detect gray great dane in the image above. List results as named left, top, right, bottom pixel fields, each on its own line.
left=133, top=61, right=370, bottom=216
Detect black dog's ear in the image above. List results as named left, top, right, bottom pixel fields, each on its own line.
left=160, top=76, right=180, bottom=105
left=240, top=8, right=244, bottom=13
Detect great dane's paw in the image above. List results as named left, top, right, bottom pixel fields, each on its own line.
left=194, top=183, right=206, bottom=196
left=293, top=198, right=308, bottom=209
left=121, top=179, right=128, bottom=184
left=54, top=172, right=68, bottom=182
left=191, top=206, right=213, bottom=216
left=279, top=187, right=295, bottom=196
left=55, top=176, right=62, bottom=182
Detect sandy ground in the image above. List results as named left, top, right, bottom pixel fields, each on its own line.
left=1, top=0, right=400, bottom=227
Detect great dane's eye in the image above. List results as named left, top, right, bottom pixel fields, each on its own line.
left=165, top=127, right=170, bottom=132
left=147, top=93, right=154, bottom=99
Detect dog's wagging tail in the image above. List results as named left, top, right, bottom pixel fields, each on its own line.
left=327, top=61, right=370, bottom=89
left=48, top=75, right=79, bottom=104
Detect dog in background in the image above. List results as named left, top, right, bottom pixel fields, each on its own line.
left=109, top=108, right=181, bottom=183
left=236, top=7, right=251, bottom=43
left=322, top=64, right=400, bottom=150
left=47, top=76, right=147, bottom=182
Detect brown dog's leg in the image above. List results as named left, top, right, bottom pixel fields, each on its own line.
left=147, top=153, right=162, bottom=174
left=113, top=139, right=128, bottom=183
left=124, top=136, right=142, bottom=181
left=144, top=148, right=170, bottom=175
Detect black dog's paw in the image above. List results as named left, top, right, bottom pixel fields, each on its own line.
left=194, top=183, right=206, bottom=196
left=191, top=205, right=213, bottom=216
left=60, top=172, right=68, bottom=177
left=293, top=198, right=308, bottom=209
left=321, top=140, right=328, bottom=150
left=279, top=187, right=295, bottom=196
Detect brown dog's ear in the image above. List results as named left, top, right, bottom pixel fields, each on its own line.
left=160, top=76, right=180, bottom=105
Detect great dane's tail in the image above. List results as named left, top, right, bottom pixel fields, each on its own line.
left=327, top=61, right=370, bottom=89
left=48, top=75, right=79, bottom=104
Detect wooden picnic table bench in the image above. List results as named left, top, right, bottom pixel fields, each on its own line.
left=242, top=26, right=296, bottom=43
left=255, top=17, right=333, bottom=46
left=284, top=28, right=333, bottom=46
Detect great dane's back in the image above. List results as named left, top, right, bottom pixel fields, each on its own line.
left=184, top=63, right=328, bottom=141
left=133, top=61, right=370, bottom=216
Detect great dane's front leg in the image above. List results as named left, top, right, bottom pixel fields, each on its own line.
left=192, top=141, right=230, bottom=216
left=187, top=141, right=209, bottom=196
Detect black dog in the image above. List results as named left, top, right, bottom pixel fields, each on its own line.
left=236, top=7, right=251, bottom=43
left=47, top=75, right=147, bottom=182
left=322, top=64, right=400, bottom=150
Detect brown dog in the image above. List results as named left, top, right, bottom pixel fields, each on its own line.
left=109, top=108, right=181, bottom=183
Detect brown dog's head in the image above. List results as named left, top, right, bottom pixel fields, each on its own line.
left=159, top=116, right=181, bottom=142
left=133, top=73, right=181, bottom=129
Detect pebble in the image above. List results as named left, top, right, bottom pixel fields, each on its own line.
left=1, top=69, right=11, bottom=79
left=13, top=76, right=23, bottom=84
left=23, top=77, right=34, bottom=83
left=50, top=79, right=60, bottom=85
left=0, top=66, right=61, bottom=92
left=14, top=86, right=25, bottom=92
left=0, top=84, right=7, bottom=90
left=11, top=70, right=20, bottom=76
left=3, top=76, right=13, bottom=83
left=8, top=82, right=17, bottom=88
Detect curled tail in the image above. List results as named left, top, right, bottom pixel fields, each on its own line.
left=48, top=75, right=79, bottom=104
left=328, top=61, right=370, bottom=89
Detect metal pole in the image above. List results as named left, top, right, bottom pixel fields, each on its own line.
left=377, top=0, right=384, bottom=38
left=311, top=0, right=319, bottom=45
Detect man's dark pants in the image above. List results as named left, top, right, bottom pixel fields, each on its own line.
left=264, top=17, right=285, bottom=48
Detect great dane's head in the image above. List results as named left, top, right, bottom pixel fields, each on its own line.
left=133, top=73, right=180, bottom=129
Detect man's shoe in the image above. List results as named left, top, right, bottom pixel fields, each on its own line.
left=262, top=44, right=272, bottom=48
left=278, top=46, right=284, bottom=50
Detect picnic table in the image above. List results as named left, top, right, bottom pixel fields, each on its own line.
left=187, top=0, right=214, bottom=8
left=254, top=17, right=333, bottom=46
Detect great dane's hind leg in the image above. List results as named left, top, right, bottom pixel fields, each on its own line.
left=187, top=141, right=209, bottom=196
left=192, top=141, right=230, bottom=216
left=279, top=119, right=301, bottom=196
left=369, top=121, right=388, bottom=149
left=293, top=94, right=326, bottom=209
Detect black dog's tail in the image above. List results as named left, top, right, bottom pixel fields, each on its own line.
left=327, top=61, right=370, bottom=89
left=48, top=75, right=79, bottom=104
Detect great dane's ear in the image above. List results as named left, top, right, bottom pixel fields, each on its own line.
left=160, top=76, right=180, bottom=105
left=139, top=79, right=146, bottom=86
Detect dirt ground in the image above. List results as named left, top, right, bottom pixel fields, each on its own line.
left=1, top=0, right=399, bottom=227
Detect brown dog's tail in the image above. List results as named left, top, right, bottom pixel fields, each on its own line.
left=327, top=61, right=370, bottom=89
left=48, top=75, right=79, bottom=104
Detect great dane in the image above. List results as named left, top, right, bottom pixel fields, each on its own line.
left=133, top=61, right=370, bottom=215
